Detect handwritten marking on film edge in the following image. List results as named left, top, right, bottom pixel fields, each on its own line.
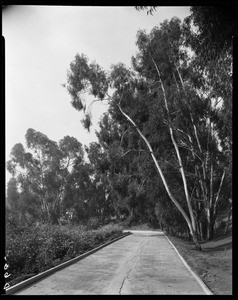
left=4, top=257, right=11, bottom=290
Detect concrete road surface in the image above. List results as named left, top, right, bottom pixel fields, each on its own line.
left=15, top=230, right=209, bottom=295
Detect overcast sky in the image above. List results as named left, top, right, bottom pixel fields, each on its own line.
left=3, top=5, right=191, bottom=183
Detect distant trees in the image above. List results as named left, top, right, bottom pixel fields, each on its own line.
left=64, top=16, right=232, bottom=248
left=7, top=129, right=85, bottom=224
left=6, top=127, right=124, bottom=225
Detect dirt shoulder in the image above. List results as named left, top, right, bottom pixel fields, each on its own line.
left=168, top=228, right=232, bottom=295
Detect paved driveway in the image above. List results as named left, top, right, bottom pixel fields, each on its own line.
left=15, top=231, right=209, bottom=295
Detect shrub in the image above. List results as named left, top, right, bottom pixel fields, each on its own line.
left=86, top=217, right=101, bottom=230
left=5, top=222, right=123, bottom=285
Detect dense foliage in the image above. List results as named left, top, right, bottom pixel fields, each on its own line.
left=6, top=129, right=115, bottom=225
left=136, top=5, right=237, bottom=57
left=5, top=222, right=123, bottom=285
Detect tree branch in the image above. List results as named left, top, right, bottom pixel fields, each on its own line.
left=214, top=170, right=226, bottom=211
left=121, top=148, right=149, bottom=157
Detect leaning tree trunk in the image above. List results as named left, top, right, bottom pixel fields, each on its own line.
left=151, top=57, right=201, bottom=249
left=208, top=169, right=226, bottom=240
left=173, top=70, right=206, bottom=241
left=118, top=104, right=202, bottom=250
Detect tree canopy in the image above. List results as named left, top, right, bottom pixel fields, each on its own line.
left=63, top=16, right=232, bottom=247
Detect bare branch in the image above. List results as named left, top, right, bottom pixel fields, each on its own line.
left=120, top=128, right=129, bottom=147
left=121, top=149, right=132, bottom=157
left=177, top=144, right=203, bottom=162
left=121, top=148, right=149, bottom=157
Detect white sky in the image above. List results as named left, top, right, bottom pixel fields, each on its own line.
left=3, top=5, right=191, bottom=183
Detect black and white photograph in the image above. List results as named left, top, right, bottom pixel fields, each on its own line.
left=3, top=5, right=234, bottom=295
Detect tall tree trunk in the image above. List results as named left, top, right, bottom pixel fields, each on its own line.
left=160, top=220, right=164, bottom=231
left=207, top=170, right=226, bottom=240
left=175, top=65, right=217, bottom=242
left=196, top=217, right=201, bottom=241
left=225, top=206, right=232, bottom=234
left=199, top=221, right=204, bottom=241
left=118, top=104, right=202, bottom=250
left=151, top=58, right=200, bottom=245
left=213, top=170, right=226, bottom=213
left=206, top=209, right=214, bottom=240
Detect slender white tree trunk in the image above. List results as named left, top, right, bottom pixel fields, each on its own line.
left=118, top=104, right=202, bottom=249
left=151, top=57, right=198, bottom=235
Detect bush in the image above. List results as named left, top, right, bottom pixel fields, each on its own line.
left=86, top=217, right=101, bottom=230
left=5, top=222, right=123, bottom=285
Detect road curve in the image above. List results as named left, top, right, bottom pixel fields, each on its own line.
left=14, top=231, right=209, bottom=295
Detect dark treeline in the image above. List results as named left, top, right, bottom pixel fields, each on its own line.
left=6, top=8, right=232, bottom=250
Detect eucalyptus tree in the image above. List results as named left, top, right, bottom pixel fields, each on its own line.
left=133, top=17, right=231, bottom=240
left=7, top=128, right=85, bottom=224
left=181, top=16, right=232, bottom=240
left=6, top=178, right=21, bottom=223
left=94, top=112, right=156, bottom=225
left=65, top=16, right=231, bottom=247
left=64, top=20, right=195, bottom=249
left=63, top=158, right=100, bottom=222
left=136, top=5, right=237, bottom=58
left=85, top=117, right=130, bottom=222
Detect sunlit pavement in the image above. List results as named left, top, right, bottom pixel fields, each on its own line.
left=15, top=231, right=208, bottom=295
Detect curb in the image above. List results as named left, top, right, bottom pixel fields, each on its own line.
left=5, top=232, right=131, bottom=295
left=164, top=233, right=213, bottom=295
